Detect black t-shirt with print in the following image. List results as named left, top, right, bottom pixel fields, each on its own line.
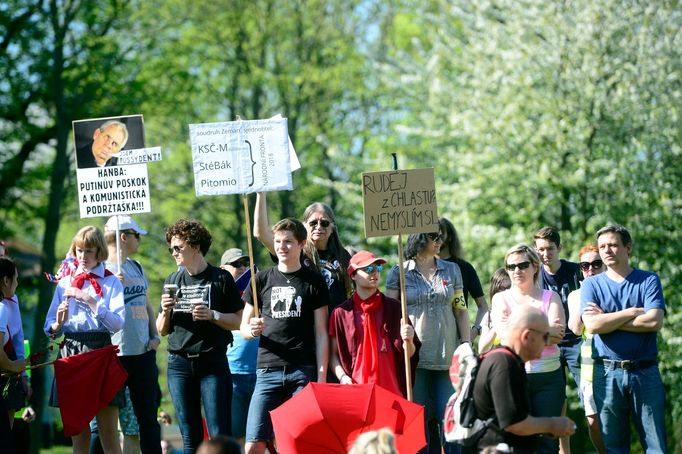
left=243, top=266, right=329, bottom=368
left=163, top=264, right=244, bottom=354
left=269, top=250, right=347, bottom=312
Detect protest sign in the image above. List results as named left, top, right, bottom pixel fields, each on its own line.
left=76, top=165, right=151, bottom=218
left=73, top=115, right=151, bottom=219
left=362, top=168, right=438, bottom=238
left=188, top=117, right=293, bottom=196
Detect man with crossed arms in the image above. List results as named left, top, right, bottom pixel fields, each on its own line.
left=581, top=224, right=666, bottom=453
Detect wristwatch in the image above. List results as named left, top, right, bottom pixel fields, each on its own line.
left=473, top=325, right=482, bottom=335
left=212, top=310, right=220, bottom=321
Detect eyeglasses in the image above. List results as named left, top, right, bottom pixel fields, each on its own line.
left=168, top=245, right=186, bottom=255
left=360, top=264, right=383, bottom=274
left=308, top=219, right=331, bottom=228
left=505, top=261, right=531, bottom=271
left=580, top=260, right=603, bottom=271
left=427, top=232, right=443, bottom=242
left=230, top=259, right=250, bottom=268
left=529, top=328, right=550, bottom=344
left=124, top=231, right=140, bottom=239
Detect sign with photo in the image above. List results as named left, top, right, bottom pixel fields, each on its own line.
left=73, top=115, right=151, bottom=218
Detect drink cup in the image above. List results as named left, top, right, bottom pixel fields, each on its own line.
left=164, top=284, right=178, bottom=301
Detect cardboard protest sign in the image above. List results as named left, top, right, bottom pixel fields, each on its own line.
left=73, top=115, right=151, bottom=218
left=188, top=117, right=292, bottom=196
left=362, top=168, right=438, bottom=238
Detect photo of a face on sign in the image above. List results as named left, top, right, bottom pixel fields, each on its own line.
left=73, top=115, right=145, bottom=169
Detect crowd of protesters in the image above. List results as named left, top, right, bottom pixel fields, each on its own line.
left=0, top=204, right=667, bottom=454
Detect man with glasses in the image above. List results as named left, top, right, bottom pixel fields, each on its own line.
left=329, top=250, right=420, bottom=398
left=581, top=225, right=667, bottom=452
left=76, top=120, right=129, bottom=168
left=473, top=305, right=576, bottom=453
left=100, top=215, right=162, bottom=454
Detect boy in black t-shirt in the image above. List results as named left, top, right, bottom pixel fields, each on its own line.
left=240, top=218, right=329, bottom=454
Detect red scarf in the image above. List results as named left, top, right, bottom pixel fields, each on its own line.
left=71, top=269, right=112, bottom=297
left=353, top=291, right=383, bottom=385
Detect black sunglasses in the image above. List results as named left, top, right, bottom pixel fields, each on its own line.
left=506, top=261, right=531, bottom=271
left=580, top=260, right=603, bottom=271
left=308, top=219, right=331, bottom=228
left=168, top=245, right=186, bottom=254
left=230, top=259, right=250, bottom=268
left=124, top=230, right=140, bottom=239
left=529, top=328, right=550, bottom=344
left=427, top=232, right=443, bottom=242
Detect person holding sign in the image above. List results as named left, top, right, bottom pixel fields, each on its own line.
left=44, top=226, right=126, bottom=454
left=254, top=193, right=351, bottom=312
left=76, top=120, right=128, bottom=168
left=156, top=220, right=244, bottom=453
left=489, top=244, right=565, bottom=454
left=240, top=218, right=330, bottom=454
left=385, top=230, right=470, bottom=454
left=329, top=250, right=420, bottom=398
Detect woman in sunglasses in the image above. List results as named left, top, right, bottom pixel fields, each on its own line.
left=329, top=250, right=420, bottom=398
left=254, top=193, right=351, bottom=313
left=385, top=231, right=469, bottom=454
left=157, top=219, right=244, bottom=452
left=567, top=245, right=606, bottom=454
left=490, top=244, right=566, bottom=454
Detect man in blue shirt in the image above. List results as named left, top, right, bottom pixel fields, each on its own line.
left=581, top=224, right=666, bottom=453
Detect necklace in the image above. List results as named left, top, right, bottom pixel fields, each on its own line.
left=277, top=267, right=301, bottom=284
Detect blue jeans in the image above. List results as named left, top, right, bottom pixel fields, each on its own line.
left=594, top=362, right=667, bottom=453
left=231, top=373, right=257, bottom=438
left=413, top=368, right=460, bottom=454
left=167, top=353, right=232, bottom=453
left=245, top=365, right=315, bottom=443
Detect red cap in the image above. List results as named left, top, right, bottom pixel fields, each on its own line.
left=347, top=250, right=387, bottom=277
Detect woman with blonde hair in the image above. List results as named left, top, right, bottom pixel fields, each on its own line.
left=44, top=226, right=125, bottom=454
left=489, top=244, right=565, bottom=453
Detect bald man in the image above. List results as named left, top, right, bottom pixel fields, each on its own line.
left=472, top=305, right=576, bottom=453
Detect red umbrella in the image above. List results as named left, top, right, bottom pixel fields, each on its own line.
left=270, top=383, right=426, bottom=454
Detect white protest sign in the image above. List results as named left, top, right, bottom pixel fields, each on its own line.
left=362, top=168, right=438, bottom=238
left=189, top=118, right=292, bottom=196
left=77, top=165, right=151, bottom=218
left=113, top=147, right=162, bottom=165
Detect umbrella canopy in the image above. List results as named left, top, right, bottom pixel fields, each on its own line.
left=270, top=382, right=425, bottom=454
